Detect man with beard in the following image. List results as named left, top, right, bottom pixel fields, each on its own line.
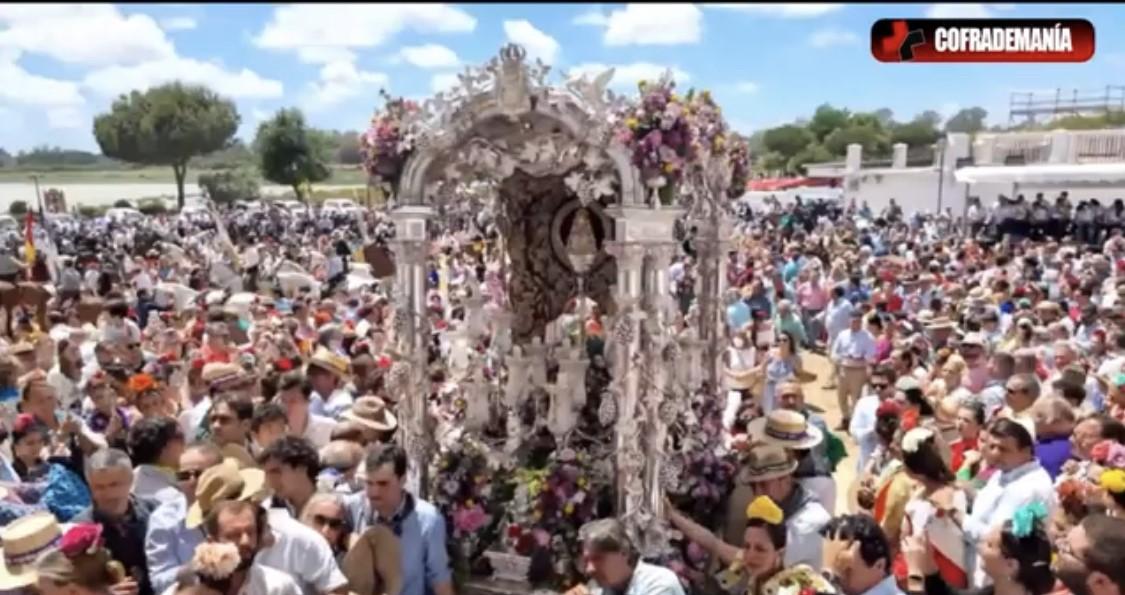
left=1055, top=514, right=1125, bottom=595
left=202, top=500, right=303, bottom=595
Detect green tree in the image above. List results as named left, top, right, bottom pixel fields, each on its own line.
left=8, top=200, right=27, bottom=216
left=890, top=118, right=941, bottom=148
left=113, top=200, right=133, bottom=208
left=873, top=108, right=895, bottom=128
left=761, top=125, right=815, bottom=160
left=944, top=107, right=988, bottom=134
left=334, top=132, right=363, bottom=164
left=808, top=104, right=850, bottom=142
left=198, top=168, right=261, bottom=204
left=137, top=198, right=169, bottom=215
left=824, top=124, right=889, bottom=157
left=93, top=82, right=239, bottom=209
left=254, top=108, right=332, bottom=201
left=788, top=144, right=834, bottom=174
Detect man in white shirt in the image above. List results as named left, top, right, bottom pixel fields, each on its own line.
left=963, top=419, right=1055, bottom=588
left=831, top=310, right=878, bottom=429
left=822, top=286, right=853, bottom=390
left=849, top=367, right=896, bottom=473
left=278, top=372, right=335, bottom=449
left=568, top=519, right=685, bottom=595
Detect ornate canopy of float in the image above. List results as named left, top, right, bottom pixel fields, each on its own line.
left=363, top=44, right=747, bottom=586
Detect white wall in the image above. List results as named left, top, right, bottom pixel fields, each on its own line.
left=845, top=168, right=970, bottom=216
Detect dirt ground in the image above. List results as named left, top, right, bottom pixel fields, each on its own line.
left=801, top=351, right=859, bottom=515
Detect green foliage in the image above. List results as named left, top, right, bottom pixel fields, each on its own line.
left=808, top=104, right=851, bottom=142
left=254, top=108, right=332, bottom=200
left=824, top=123, right=889, bottom=157
left=944, top=107, right=988, bottom=133
left=137, top=198, right=169, bottom=215
left=14, top=146, right=110, bottom=168
left=890, top=119, right=942, bottom=148
left=113, top=199, right=133, bottom=209
left=93, top=82, right=239, bottom=209
left=8, top=200, right=28, bottom=216
left=198, top=168, right=261, bottom=204
left=762, top=125, right=815, bottom=158
left=789, top=144, right=834, bottom=174
left=1043, top=111, right=1125, bottom=130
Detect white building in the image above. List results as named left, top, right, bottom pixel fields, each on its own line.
left=803, top=128, right=1125, bottom=215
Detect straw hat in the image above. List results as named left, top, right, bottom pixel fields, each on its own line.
left=924, top=317, right=956, bottom=331
left=342, top=396, right=398, bottom=433
left=185, top=459, right=268, bottom=529
left=307, top=346, right=349, bottom=380
left=201, top=362, right=246, bottom=390
left=736, top=444, right=798, bottom=484
left=746, top=410, right=823, bottom=451
left=0, top=512, right=62, bottom=589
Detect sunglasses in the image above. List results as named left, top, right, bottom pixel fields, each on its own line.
left=176, top=469, right=205, bottom=482
left=312, top=515, right=346, bottom=530
left=870, top=383, right=888, bottom=390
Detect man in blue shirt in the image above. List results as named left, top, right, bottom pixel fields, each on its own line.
left=344, top=444, right=453, bottom=595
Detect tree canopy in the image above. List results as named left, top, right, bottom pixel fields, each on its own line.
left=93, top=82, right=239, bottom=208
left=254, top=108, right=332, bottom=200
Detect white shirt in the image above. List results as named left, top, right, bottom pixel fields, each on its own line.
left=963, top=460, right=1055, bottom=588
left=784, top=497, right=832, bottom=569
left=849, top=392, right=882, bottom=472
left=831, top=328, right=877, bottom=365
left=824, top=298, right=854, bottom=342
left=260, top=509, right=349, bottom=595
left=299, top=414, right=336, bottom=450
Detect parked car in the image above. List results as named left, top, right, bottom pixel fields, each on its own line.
left=105, top=207, right=144, bottom=224
left=321, top=198, right=364, bottom=217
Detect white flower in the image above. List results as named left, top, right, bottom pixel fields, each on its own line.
left=902, top=427, right=935, bottom=454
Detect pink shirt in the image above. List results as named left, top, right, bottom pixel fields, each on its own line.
left=797, top=281, right=830, bottom=311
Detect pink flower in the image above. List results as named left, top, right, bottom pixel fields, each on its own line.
left=452, top=504, right=491, bottom=534
left=59, top=524, right=103, bottom=559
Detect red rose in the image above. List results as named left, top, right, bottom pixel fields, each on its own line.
left=507, top=524, right=522, bottom=539
left=59, top=524, right=103, bottom=559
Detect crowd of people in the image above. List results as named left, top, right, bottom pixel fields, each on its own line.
left=0, top=189, right=1121, bottom=595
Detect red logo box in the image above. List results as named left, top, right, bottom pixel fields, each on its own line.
left=871, top=18, right=1094, bottom=63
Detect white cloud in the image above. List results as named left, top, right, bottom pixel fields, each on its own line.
left=925, top=4, right=993, bottom=18
left=568, top=62, right=691, bottom=90
left=251, top=108, right=271, bottom=122
left=600, top=4, right=702, bottom=46
left=938, top=102, right=961, bottom=123
left=47, top=107, right=83, bottom=129
left=394, top=44, right=460, bottom=69
left=296, top=47, right=357, bottom=66
left=809, top=28, right=859, bottom=48
left=503, top=20, right=560, bottom=65
left=431, top=72, right=459, bottom=93
left=83, top=57, right=283, bottom=100
left=0, top=5, right=175, bottom=66
left=304, top=61, right=388, bottom=110
left=733, top=81, right=760, bottom=94
left=160, top=16, right=197, bottom=31
left=254, top=4, right=476, bottom=59
left=0, top=52, right=83, bottom=107
left=705, top=4, right=843, bottom=18
left=573, top=6, right=609, bottom=27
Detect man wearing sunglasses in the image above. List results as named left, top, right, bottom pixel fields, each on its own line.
left=849, top=365, right=897, bottom=473
left=145, top=441, right=224, bottom=593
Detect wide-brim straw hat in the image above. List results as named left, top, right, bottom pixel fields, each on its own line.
left=307, top=346, right=350, bottom=380
left=924, top=317, right=956, bottom=331
left=342, top=396, right=398, bottom=433
left=736, top=444, right=799, bottom=484
left=747, top=409, right=823, bottom=451
left=186, top=458, right=268, bottom=529
left=0, top=512, right=61, bottom=590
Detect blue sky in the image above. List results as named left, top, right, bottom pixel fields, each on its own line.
left=1, top=3, right=1123, bottom=153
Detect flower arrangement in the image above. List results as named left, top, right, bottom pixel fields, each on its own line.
left=616, top=78, right=696, bottom=204
left=360, top=90, right=421, bottom=185
left=429, top=436, right=509, bottom=580
left=503, top=447, right=610, bottom=588
left=761, top=564, right=838, bottom=595
left=663, top=388, right=738, bottom=588
left=1091, top=439, right=1125, bottom=469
